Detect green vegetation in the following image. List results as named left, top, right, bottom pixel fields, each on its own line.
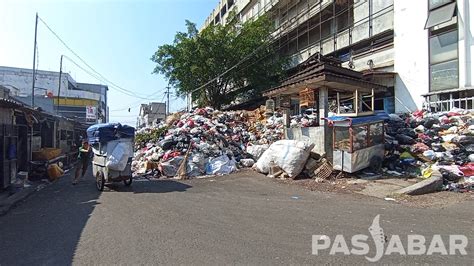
left=151, top=13, right=287, bottom=109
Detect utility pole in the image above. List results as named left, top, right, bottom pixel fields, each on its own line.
left=166, top=84, right=170, bottom=116
left=57, top=55, right=63, bottom=114
left=186, top=92, right=189, bottom=112
left=29, top=12, right=38, bottom=171
left=31, top=12, right=38, bottom=107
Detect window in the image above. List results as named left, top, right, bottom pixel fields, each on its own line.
left=430, top=29, right=457, bottom=64
left=425, top=2, right=456, bottom=29
left=215, top=14, right=220, bottom=24
left=429, top=28, right=458, bottom=91
left=430, top=59, right=459, bottom=91
left=227, top=0, right=234, bottom=9
left=429, top=0, right=454, bottom=10
left=352, top=125, right=368, bottom=151
left=221, top=5, right=227, bottom=17
left=369, top=123, right=384, bottom=145
left=334, top=127, right=350, bottom=151
left=428, top=0, right=458, bottom=93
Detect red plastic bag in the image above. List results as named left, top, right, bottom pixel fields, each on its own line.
left=448, top=111, right=461, bottom=117
left=413, top=110, right=424, bottom=118
left=460, top=163, right=474, bottom=177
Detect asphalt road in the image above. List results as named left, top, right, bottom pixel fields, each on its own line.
left=0, top=169, right=472, bottom=265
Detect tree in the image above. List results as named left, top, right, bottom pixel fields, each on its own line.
left=151, top=14, right=287, bottom=109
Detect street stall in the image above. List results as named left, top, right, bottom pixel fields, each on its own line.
left=324, top=112, right=389, bottom=173
left=87, top=123, right=135, bottom=191
left=262, top=53, right=388, bottom=159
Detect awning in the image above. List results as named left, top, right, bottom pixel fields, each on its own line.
left=323, top=111, right=390, bottom=127
left=425, top=2, right=456, bottom=29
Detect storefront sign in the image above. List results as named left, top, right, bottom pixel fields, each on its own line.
left=86, top=106, right=97, bottom=120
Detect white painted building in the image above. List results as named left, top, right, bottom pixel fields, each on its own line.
left=137, top=102, right=166, bottom=128
left=202, top=0, right=473, bottom=113
left=0, top=66, right=108, bottom=124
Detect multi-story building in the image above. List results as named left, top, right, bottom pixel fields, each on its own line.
left=0, top=66, right=108, bottom=124
left=137, top=102, right=166, bottom=128
left=202, top=0, right=473, bottom=113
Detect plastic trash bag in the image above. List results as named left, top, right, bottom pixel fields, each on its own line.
left=423, top=150, right=436, bottom=161
left=160, top=156, right=184, bottom=177
left=205, top=155, right=237, bottom=175
left=396, top=134, right=416, bottom=145
left=240, top=158, right=255, bottom=167
left=106, top=142, right=132, bottom=171
left=421, top=166, right=433, bottom=179
left=246, top=144, right=269, bottom=160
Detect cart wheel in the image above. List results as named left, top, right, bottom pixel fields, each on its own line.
left=124, top=176, right=132, bottom=186
left=96, top=171, right=105, bottom=191
left=370, top=156, right=383, bottom=173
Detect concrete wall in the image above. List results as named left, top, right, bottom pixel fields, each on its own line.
left=0, top=107, right=13, bottom=125
left=285, top=126, right=327, bottom=155
left=393, top=0, right=429, bottom=112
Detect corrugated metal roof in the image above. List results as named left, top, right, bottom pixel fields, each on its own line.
left=0, top=97, right=24, bottom=109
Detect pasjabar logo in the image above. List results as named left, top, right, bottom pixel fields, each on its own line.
left=366, top=214, right=385, bottom=262
left=312, top=214, right=468, bottom=262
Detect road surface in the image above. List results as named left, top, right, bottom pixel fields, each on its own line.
left=0, top=169, right=472, bottom=265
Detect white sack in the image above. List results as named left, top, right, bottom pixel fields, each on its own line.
left=106, top=142, right=132, bottom=171
left=246, top=144, right=269, bottom=160
left=255, top=140, right=314, bottom=178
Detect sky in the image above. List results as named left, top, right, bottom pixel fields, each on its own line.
left=0, top=0, right=217, bottom=126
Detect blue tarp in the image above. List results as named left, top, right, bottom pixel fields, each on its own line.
left=87, top=123, right=135, bottom=144
left=324, top=111, right=390, bottom=126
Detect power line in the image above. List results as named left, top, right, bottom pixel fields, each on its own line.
left=61, top=55, right=151, bottom=99
left=37, top=16, right=151, bottom=99
left=189, top=0, right=375, bottom=96
left=109, top=90, right=168, bottom=112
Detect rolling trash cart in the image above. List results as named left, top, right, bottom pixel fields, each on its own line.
left=87, top=123, right=135, bottom=191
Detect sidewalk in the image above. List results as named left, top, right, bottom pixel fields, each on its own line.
left=0, top=169, right=72, bottom=216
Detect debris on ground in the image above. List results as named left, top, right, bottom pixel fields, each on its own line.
left=132, top=104, right=474, bottom=197
left=132, top=107, right=284, bottom=178
left=384, top=108, right=474, bottom=193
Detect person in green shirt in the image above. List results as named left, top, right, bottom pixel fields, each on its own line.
left=73, top=139, right=91, bottom=185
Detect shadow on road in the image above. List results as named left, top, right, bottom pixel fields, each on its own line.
left=0, top=169, right=192, bottom=264
left=107, top=179, right=192, bottom=193
left=0, top=168, right=101, bottom=265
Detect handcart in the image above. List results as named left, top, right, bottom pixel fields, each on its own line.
left=87, top=123, right=135, bottom=191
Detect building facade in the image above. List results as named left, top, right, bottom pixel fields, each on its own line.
left=202, top=0, right=473, bottom=113
left=137, top=102, right=166, bottom=128
left=0, top=66, right=108, bottom=124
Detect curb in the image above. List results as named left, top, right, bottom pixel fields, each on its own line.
left=0, top=186, right=37, bottom=216
left=0, top=169, right=72, bottom=216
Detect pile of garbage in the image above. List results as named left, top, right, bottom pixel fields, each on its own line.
left=290, top=109, right=319, bottom=128
left=384, top=109, right=474, bottom=192
left=132, top=107, right=285, bottom=178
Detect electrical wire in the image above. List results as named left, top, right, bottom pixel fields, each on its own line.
left=38, top=16, right=152, bottom=99
left=190, top=0, right=390, bottom=95
left=61, top=55, right=152, bottom=99
left=109, top=90, right=168, bottom=112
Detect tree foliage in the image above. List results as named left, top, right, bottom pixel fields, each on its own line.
left=151, top=14, right=287, bottom=109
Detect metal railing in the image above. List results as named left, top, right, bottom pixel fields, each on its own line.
left=426, top=95, right=474, bottom=112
